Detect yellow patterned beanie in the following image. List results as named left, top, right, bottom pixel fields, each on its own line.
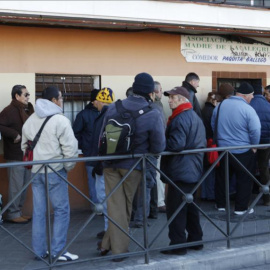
left=96, top=87, right=115, bottom=104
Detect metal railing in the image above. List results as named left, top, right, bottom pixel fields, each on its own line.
left=0, top=143, right=270, bottom=269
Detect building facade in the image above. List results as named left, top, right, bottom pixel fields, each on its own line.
left=0, top=0, right=269, bottom=212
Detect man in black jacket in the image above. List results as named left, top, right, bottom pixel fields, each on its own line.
left=73, top=89, right=99, bottom=204
left=161, top=86, right=206, bottom=256
left=182, top=72, right=202, bottom=118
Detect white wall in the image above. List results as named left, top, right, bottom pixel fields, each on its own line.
left=0, top=73, right=35, bottom=111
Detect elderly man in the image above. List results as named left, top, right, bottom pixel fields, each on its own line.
left=160, top=86, right=206, bottom=255
left=0, top=85, right=34, bottom=224
left=22, top=86, right=78, bottom=261
left=212, top=82, right=261, bottom=215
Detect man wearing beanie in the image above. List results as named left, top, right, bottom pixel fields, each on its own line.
left=90, top=87, right=115, bottom=240
left=182, top=72, right=202, bottom=118
left=98, top=73, right=165, bottom=261
left=250, top=82, right=270, bottom=206
left=212, top=81, right=261, bottom=215
left=73, top=89, right=100, bottom=204
left=160, top=87, right=205, bottom=255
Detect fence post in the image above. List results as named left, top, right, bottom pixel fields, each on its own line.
left=142, top=155, right=150, bottom=264
left=225, top=151, right=231, bottom=249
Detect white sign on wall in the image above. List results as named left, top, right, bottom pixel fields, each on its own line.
left=181, top=35, right=270, bottom=65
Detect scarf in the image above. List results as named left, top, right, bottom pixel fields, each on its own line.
left=11, top=99, right=34, bottom=124
left=167, top=102, right=192, bottom=126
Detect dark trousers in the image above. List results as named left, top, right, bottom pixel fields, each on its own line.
left=166, top=182, right=203, bottom=247
left=257, top=148, right=270, bottom=203
left=215, top=150, right=256, bottom=211
left=149, top=183, right=158, bottom=216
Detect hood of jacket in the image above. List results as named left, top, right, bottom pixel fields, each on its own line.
left=35, top=99, right=63, bottom=118
left=85, top=102, right=98, bottom=111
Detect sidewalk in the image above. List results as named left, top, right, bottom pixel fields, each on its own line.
left=1, top=198, right=270, bottom=270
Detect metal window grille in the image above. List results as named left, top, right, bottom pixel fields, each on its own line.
left=35, top=74, right=101, bottom=123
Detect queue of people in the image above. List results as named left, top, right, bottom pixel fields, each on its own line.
left=0, top=74, right=269, bottom=262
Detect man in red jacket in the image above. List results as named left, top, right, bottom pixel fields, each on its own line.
left=0, top=85, right=34, bottom=223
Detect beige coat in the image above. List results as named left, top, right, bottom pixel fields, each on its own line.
left=21, top=99, right=78, bottom=173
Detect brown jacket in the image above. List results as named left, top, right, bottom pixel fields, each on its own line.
left=0, top=100, right=34, bottom=161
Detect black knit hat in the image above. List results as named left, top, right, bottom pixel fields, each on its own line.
left=132, top=72, right=154, bottom=94
left=236, top=82, right=254, bottom=95
left=252, top=81, right=263, bottom=95
left=90, top=89, right=100, bottom=102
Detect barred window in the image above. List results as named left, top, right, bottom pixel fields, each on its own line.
left=35, top=74, right=101, bottom=123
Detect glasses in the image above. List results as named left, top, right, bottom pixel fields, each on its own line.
left=24, top=93, right=30, bottom=97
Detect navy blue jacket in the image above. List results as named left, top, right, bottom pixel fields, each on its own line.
left=73, top=102, right=99, bottom=164
left=250, top=95, right=270, bottom=144
left=161, top=107, right=206, bottom=184
left=102, top=95, right=166, bottom=170
left=90, top=105, right=109, bottom=167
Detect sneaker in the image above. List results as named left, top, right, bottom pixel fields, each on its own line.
left=6, top=216, right=29, bottom=224
left=215, top=205, right=225, bottom=212
left=57, top=252, right=79, bottom=261
left=34, top=253, right=48, bottom=261
left=160, top=248, right=187, bottom=256
left=234, top=208, right=254, bottom=215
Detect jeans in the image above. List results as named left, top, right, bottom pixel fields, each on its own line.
left=95, top=174, right=108, bottom=231
left=32, top=169, right=70, bottom=257
left=86, top=166, right=99, bottom=204
left=134, top=158, right=157, bottom=223
left=201, top=167, right=215, bottom=200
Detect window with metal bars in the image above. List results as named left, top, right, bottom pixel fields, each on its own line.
left=35, top=74, right=101, bottom=123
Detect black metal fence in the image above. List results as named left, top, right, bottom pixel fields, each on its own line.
left=0, top=144, right=270, bottom=269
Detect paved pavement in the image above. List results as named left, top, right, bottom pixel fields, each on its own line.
left=1, top=197, right=270, bottom=270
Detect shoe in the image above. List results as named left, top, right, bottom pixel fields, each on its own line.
left=134, top=222, right=150, bottom=228
left=188, top=244, right=204, bottom=250
left=96, top=230, right=105, bottom=239
left=148, top=214, right=158, bottom=219
left=6, top=217, right=29, bottom=224
left=234, top=208, right=254, bottom=215
left=97, top=240, right=110, bottom=256
left=215, top=205, right=225, bottom=212
left=160, top=248, right=187, bottom=255
left=57, top=252, right=79, bottom=261
left=34, top=253, right=48, bottom=261
left=158, top=206, right=166, bottom=213
left=22, top=215, right=32, bottom=221
left=112, top=256, right=128, bottom=262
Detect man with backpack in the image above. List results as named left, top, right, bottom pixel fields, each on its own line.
left=98, top=72, right=165, bottom=261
